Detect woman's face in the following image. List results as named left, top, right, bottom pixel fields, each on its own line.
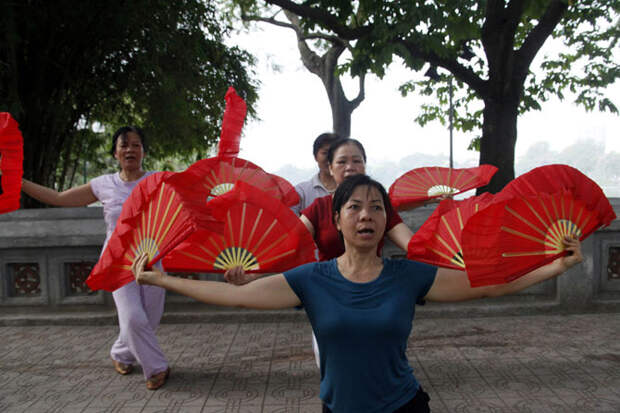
left=329, top=142, right=366, bottom=185
left=315, top=144, right=331, bottom=175
left=335, top=185, right=387, bottom=250
left=113, top=131, right=144, bottom=171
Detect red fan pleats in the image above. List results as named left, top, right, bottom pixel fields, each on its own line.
left=408, top=193, right=494, bottom=269
left=0, top=113, right=24, bottom=214
left=86, top=172, right=223, bottom=292
left=217, top=87, right=247, bottom=158
left=166, top=156, right=299, bottom=207
left=163, top=181, right=317, bottom=273
left=389, top=165, right=497, bottom=211
left=462, top=191, right=604, bottom=287
left=268, top=172, right=302, bottom=208
left=495, top=164, right=616, bottom=225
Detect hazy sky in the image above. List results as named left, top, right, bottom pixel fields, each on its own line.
left=229, top=22, right=620, bottom=191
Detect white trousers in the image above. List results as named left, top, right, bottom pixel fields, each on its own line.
left=110, top=281, right=168, bottom=379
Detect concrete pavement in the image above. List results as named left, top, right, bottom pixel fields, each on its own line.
left=1, top=313, right=619, bottom=412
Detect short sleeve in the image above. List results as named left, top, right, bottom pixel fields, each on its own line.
left=300, top=197, right=320, bottom=228
left=291, top=184, right=305, bottom=216
left=89, top=175, right=106, bottom=202
left=283, top=262, right=318, bottom=304
left=393, top=259, right=437, bottom=305
left=386, top=207, right=404, bottom=231
left=414, top=261, right=437, bottom=305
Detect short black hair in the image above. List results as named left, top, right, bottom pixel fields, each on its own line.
left=110, top=126, right=147, bottom=156
left=313, top=133, right=340, bottom=157
left=327, top=137, right=367, bottom=164
left=332, top=174, right=393, bottom=227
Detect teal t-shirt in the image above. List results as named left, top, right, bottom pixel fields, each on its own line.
left=284, top=258, right=437, bottom=413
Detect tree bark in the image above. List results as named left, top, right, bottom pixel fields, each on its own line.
left=284, top=10, right=364, bottom=137
left=478, top=89, right=521, bottom=193
left=321, top=68, right=365, bottom=138
left=267, top=0, right=572, bottom=193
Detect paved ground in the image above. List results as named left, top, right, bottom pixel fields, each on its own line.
left=1, top=313, right=619, bottom=412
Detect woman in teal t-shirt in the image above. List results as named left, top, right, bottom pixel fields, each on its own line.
left=132, top=174, right=583, bottom=412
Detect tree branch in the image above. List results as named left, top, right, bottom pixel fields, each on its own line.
left=349, top=73, right=366, bottom=110
left=264, top=0, right=372, bottom=39
left=504, top=0, right=528, bottom=43
left=482, top=0, right=527, bottom=78
left=243, top=13, right=345, bottom=44
left=516, top=0, right=568, bottom=76
left=396, top=39, right=486, bottom=97
left=481, top=0, right=503, bottom=49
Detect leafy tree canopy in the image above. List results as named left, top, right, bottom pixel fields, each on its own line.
left=1, top=0, right=259, bottom=204
left=222, top=0, right=367, bottom=137
left=262, top=0, right=619, bottom=191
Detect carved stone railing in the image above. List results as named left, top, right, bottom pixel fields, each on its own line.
left=1, top=199, right=619, bottom=323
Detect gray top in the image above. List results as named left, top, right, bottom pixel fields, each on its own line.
left=291, top=173, right=332, bottom=216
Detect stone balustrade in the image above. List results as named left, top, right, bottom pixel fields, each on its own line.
left=1, top=199, right=619, bottom=323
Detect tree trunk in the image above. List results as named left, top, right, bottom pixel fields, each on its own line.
left=297, top=40, right=364, bottom=138
left=284, top=11, right=364, bottom=138
left=20, top=110, right=79, bottom=208
left=477, top=91, right=520, bottom=194
left=324, top=74, right=353, bottom=137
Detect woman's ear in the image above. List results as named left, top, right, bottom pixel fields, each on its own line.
left=334, top=211, right=341, bottom=231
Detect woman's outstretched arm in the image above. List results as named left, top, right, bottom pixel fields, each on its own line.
left=425, top=237, right=583, bottom=302
left=387, top=195, right=451, bottom=251
left=21, top=179, right=97, bottom=207
left=133, top=253, right=301, bottom=309
left=386, top=222, right=414, bottom=251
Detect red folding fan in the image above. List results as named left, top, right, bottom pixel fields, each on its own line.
left=217, top=86, right=247, bottom=159
left=86, top=172, right=224, bottom=291
left=389, top=165, right=498, bottom=211
left=163, top=180, right=317, bottom=273
left=462, top=191, right=604, bottom=287
left=0, top=113, right=24, bottom=214
left=495, top=164, right=616, bottom=226
left=407, top=193, right=495, bottom=269
left=166, top=156, right=299, bottom=207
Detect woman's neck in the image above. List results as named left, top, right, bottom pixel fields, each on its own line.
left=119, top=168, right=146, bottom=182
left=337, top=249, right=383, bottom=283
left=319, top=170, right=337, bottom=192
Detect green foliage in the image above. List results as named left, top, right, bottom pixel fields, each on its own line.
left=527, top=0, right=620, bottom=115
left=394, top=0, right=619, bottom=141
left=1, top=0, right=259, bottom=200
left=263, top=0, right=619, bottom=157
left=400, top=74, right=483, bottom=149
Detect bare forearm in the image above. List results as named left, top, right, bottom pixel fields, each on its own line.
left=483, top=259, right=567, bottom=298
left=152, top=272, right=300, bottom=309
left=430, top=258, right=571, bottom=302
left=157, top=274, right=247, bottom=307
left=21, top=179, right=96, bottom=207
left=388, top=222, right=414, bottom=251
left=427, top=237, right=582, bottom=302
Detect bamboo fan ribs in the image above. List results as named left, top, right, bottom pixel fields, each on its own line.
left=462, top=191, right=608, bottom=287
left=406, top=163, right=614, bottom=287
left=166, top=156, right=299, bottom=207
left=407, top=193, right=494, bottom=269
left=389, top=165, right=497, bottom=211
left=495, top=164, right=616, bottom=226
left=85, top=87, right=310, bottom=290
left=163, top=181, right=316, bottom=273
left=86, top=172, right=223, bottom=291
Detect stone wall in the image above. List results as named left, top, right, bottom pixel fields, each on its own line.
left=1, top=199, right=619, bottom=322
